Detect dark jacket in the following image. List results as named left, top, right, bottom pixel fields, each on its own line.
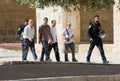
left=17, top=24, right=26, bottom=36
left=88, top=22, right=101, bottom=39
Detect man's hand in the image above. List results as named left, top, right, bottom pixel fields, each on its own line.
left=65, top=38, right=70, bottom=41
left=49, top=39, right=53, bottom=45
left=90, top=38, right=93, bottom=42
left=29, top=38, right=33, bottom=42
left=38, top=39, right=41, bottom=44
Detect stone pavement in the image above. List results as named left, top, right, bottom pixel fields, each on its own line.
left=0, top=43, right=120, bottom=81
left=0, top=43, right=119, bottom=64
left=0, top=62, right=120, bottom=81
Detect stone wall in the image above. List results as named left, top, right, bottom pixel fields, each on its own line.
left=113, top=0, right=120, bottom=54
left=36, top=7, right=65, bottom=44
left=80, top=8, right=113, bottom=44
left=0, top=0, right=36, bottom=43
left=36, top=7, right=81, bottom=44
left=62, top=11, right=81, bottom=44
left=36, top=7, right=113, bottom=44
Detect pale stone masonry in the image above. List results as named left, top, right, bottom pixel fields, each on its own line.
left=1, top=0, right=120, bottom=55
left=113, top=0, right=120, bottom=54
left=36, top=7, right=81, bottom=44
left=0, top=1, right=113, bottom=44
left=80, top=8, right=113, bottom=44
left=36, top=6, right=113, bottom=53
left=0, top=0, right=36, bottom=43
left=36, top=6, right=113, bottom=44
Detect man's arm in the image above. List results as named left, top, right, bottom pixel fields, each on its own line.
left=62, top=30, right=69, bottom=41
left=70, top=35, right=74, bottom=39
left=48, top=31, right=53, bottom=44
left=88, top=25, right=93, bottom=41
left=38, top=33, right=41, bottom=44
left=38, top=27, right=41, bottom=44
left=17, top=25, right=23, bottom=35
left=70, top=29, right=74, bottom=39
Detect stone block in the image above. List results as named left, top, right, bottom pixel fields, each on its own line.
left=0, top=30, right=7, bottom=35
left=4, top=20, right=13, bottom=28
left=2, top=36, right=16, bottom=42
left=0, top=0, right=36, bottom=42
left=8, top=29, right=16, bottom=36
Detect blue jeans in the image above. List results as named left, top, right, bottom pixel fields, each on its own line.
left=40, top=40, right=50, bottom=60
left=22, top=38, right=37, bottom=60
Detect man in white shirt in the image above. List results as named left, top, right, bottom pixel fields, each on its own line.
left=22, top=19, right=37, bottom=61
left=48, top=20, right=60, bottom=62
left=62, top=22, right=77, bottom=62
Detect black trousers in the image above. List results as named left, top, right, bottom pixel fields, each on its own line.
left=40, top=40, right=50, bottom=61
left=22, top=38, right=37, bottom=61
left=87, top=38, right=107, bottom=62
left=64, top=42, right=75, bottom=61
left=21, top=40, right=24, bottom=57
left=48, top=42, right=60, bottom=62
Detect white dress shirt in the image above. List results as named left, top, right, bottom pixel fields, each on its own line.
left=62, top=28, right=74, bottom=44
left=23, top=25, right=35, bottom=39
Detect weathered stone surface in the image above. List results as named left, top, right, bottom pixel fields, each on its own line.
left=80, top=8, right=113, bottom=43
left=0, top=30, right=7, bottom=35
left=113, top=1, right=120, bottom=54
left=8, top=29, right=16, bottom=35
left=0, top=0, right=36, bottom=43
left=36, top=6, right=113, bottom=45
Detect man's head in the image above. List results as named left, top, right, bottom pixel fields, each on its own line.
left=51, top=20, right=56, bottom=27
left=24, top=19, right=29, bottom=25
left=94, top=15, right=99, bottom=22
left=67, top=22, right=71, bottom=29
left=43, top=17, right=48, bottom=25
left=28, top=19, right=33, bottom=26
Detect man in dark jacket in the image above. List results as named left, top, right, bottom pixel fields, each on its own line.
left=18, top=19, right=29, bottom=40
left=18, top=19, right=29, bottom=61
left=87, top=15, right=109, bottom=64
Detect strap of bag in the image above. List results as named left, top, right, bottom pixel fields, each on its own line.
left=66, top=29, right=69, bottom=36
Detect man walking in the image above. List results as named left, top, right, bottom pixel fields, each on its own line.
left=38, top=17, right=52, bottom=62
left=18, top=19, right=29, bottom=58
left=18, top=19, right=29, bottom=40
left=62, top=22, right=78, bottom=62
left=22, top=19, right=37, bottom=61
left=48, top=20, right=60, bottom=62
left=86, top=15, right=109, bottom=64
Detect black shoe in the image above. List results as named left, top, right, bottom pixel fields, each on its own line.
left=22, top=60, right=28, bottom=62
left=86, top=58, right=90, bottom=63
left=65, top=60, right=69, bottom=62
left=72, top=58, right=78, bottom=62
left=103, top=61, right=109, bottom=64
left=57, top=60, right=60, bottom=62
left=46, top=59, right=52, bottom=62
left=57, top=61, right=61, bottom=62
left=40, top=59, right=44, bottom=62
